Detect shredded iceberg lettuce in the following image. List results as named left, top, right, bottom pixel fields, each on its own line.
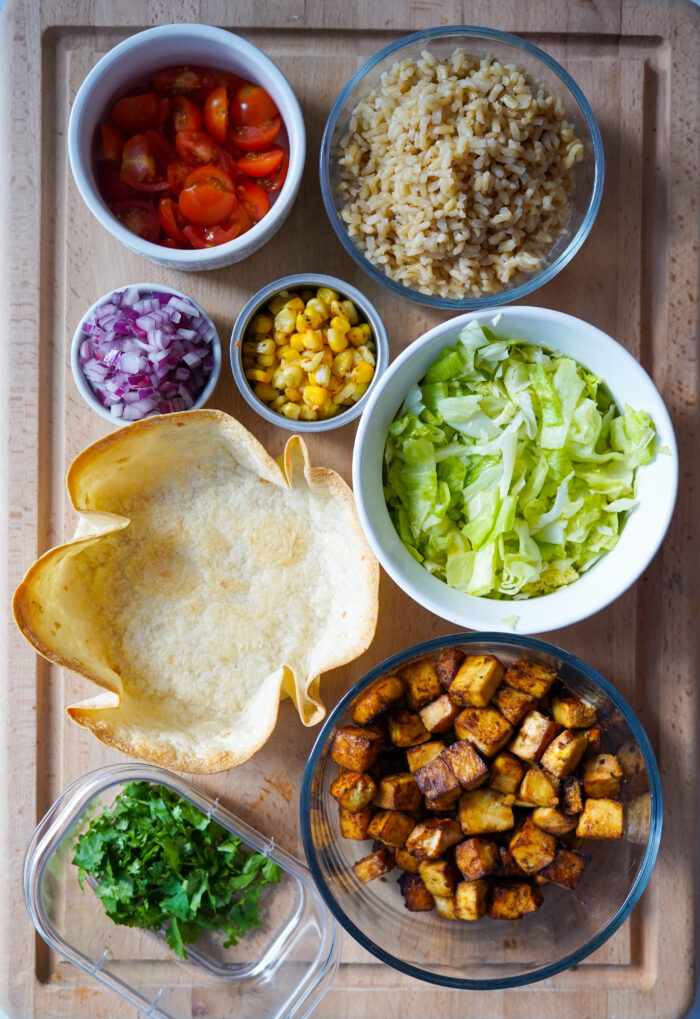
left=383, top=323, right=657, bottom=599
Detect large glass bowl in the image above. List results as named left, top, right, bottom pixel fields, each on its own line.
left=320, top=26, right=604, bottom=310
left=300, top=633, right=661, bottom=989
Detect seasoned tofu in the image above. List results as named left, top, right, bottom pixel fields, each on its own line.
left=503, top=658, right=557, bottom=700
left=551, top=692, right=597, bottom=729
left=330, top=770, right=377, bottom=811
left=576, top=798, right=624, bottom=839
left=331, top=725, right=383, bottom=772
left=488, top=881, right=543, bottom=920
left=405, top=818, right=463, bottom=860
left=540, top=849, right=587, bottom=890
left=625, top=793, right=652, bottom=845
left=498, top=846, right=528, bottom=878
left=618, top=742, right=648, bottom=797
left=492, top=684, right=537, bottom=726
left=560, top=775, right=584, bottom=815
left=399, top=659, right=442, bottom=712
left=387, top=709, right=430, bottom=748
left=540, top=729, right=588, bottom=778
left=339, top=805, right=374, bottom=840
left=413, top=756, right=461, bottom=803
left=425, top=789, right=462, bottom=811
left=353, top=847, right=395, bottom=884
left=582, top=726, right=602, bottom=759
left=352, top=675, right=405, bottom=725
left=582, top=754, right=623, bottom=798
left=518, top=768, right=559, bottom=807
left=441, top=740, right=489, bottom=790
left=454, top=707, right=513, bottom=757
left=373, top=773, right=422, bottom=811
left=458, top=788, right=514, bottom=836
left=419, top=694, right=460, bottom=734
left=367, top=810, right=415, bottom=848
left=395, top=846, right=422, bottom=873
left=449, top=655, right=505, bottom=708
left=398, top=872, right=434, bottom=911
left=509, top=711, right=561, bottom=763
left=436, top=648, right=465, bottom=690
left=509, top=817, right=557, bottom=874
left=455, top=879, right=489, bottom=921
left=419, top=857, right=460, bottom=897
left=406, top=740, right=445, bottom=773
left=488, top=752, right=525, bottom=794
left=433, top=894, right=457, bottom=919
left=454, top=837, right=500, bottom=881
left=531, top=806, right=577, bottom=836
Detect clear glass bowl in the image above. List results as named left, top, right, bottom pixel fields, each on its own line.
left=300, top=633, right=661, bottom=989
left=319, top=26, right=604, bottom=310
left=25, top=764, right=340, bottom=1018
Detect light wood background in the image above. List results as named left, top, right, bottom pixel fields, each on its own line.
left=1, top=1, right=698, bottom=1017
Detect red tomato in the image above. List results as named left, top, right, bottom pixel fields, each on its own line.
left=236, top=181, right=270, bottom=223
left=144, top=128, right=177, bottom=163
left=160, top=235, right=186, bottom=249
left=179, top=165, right=237, bottom=226
left=121, top=134, right=169, bottom=192
left=99, top=123, right=124, bottom=161
left=231, top=84, right=278, bottom=127
left=203, top=85, right=229, bottom=143
left=258, top=149, right=289, bottom=193
left=98, top=161, right=142, bottom=203
left=229, top=116, right=281, bottom=153
left=237, top=145, right=284, bottom=177
left=175, top=129, right=220, bottom=166
left=215, top=146, right=249, bottom=184
left=110, top=93, right=162, bottom=135
left=158, top=194, right=188, bottom=244
left=171, top=96, right=203, bottom=133
left=166, top=158, right=192, bottom=196
left=110, top=199, right=160, bottom=242
left=156, top=97, right=171, bottom=126
left=182, top=204, right=253, bottom=247
left=153, top=66, right=216, bottom=103
left=213, top=69, right=245, bottom=93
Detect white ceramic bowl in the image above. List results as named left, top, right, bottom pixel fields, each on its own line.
left=68, top=24, right=305, bottom=271
left=353, top=307, right=678, bottom=634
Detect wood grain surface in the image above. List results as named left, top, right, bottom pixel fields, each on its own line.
left=1, top=1, right=698, bottom=1017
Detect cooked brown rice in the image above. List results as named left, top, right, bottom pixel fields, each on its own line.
left=336, top=49, right=584, bottom=300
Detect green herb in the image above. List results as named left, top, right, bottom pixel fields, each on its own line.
left=72, top=781, right=281, bottom=959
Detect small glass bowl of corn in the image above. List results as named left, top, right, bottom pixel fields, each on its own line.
left=231, top=274, right=389, bottom=431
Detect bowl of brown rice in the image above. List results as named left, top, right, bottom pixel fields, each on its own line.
left=320, top=26, right=604, bottom=309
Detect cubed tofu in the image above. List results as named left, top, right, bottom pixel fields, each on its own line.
left=540, top=729, right=588, bottom=778
left=518, top=768, right=559, bottom=807
left=455, top=879, right=489, bottom=921
left=449, top=655, right=505, bottom=708
left=419, top=857, right=460, bottom=897
left=539, top=849, right=587, bottom=890
left=454, top=707, right=513, bottom=757
left=508, top=817, right=557, bottom=874
left=498, top=846, right=528, bottom=878
left=625, top=793, right=652, bottom=845
left=488, top=881, right=543, bottom=920
left=425, top=789, right=462, bottom=811
left=576, top=798, right=624, bottom=839
left=433, top=894, right=457, bottom=919
left=618, top=742, right=649, bottom=797
left=339, top=805, right=374, bottom=840
left=406, top=740, right=445, bottom=773
left=582, top=754, right=623, bottom=797
left=352, top=675, right=405, bottom=725
left=488, top=752, right=525, bottom=794
left=582, top=726, right=602, bottom=758
left=492, top=684, right=537, bottom=726
left=373, top=772, right=422, bottom=811
left=560, top=775, right=584, bottom=814
left=398, top=872, right=434, bottom=911
left=436, top=648, right=466, bottom=690
left=353, top=847, right=395, bottom=884
left=551, top=692, right=597, bottom=729
left=503, top=658, right=557, bottom=699
left=367, top=810, right=415, bottom=848
left=413, top=756, right=461, bottom=803
left=441, top=740, right=489, bottom=789
left=419, top=694, right=460, bottom=734
left=405, top=818, right=463, bottom=860
left=454, top=837, right=500, bottom=881
left=395, top=846, right=422, bottom=873
left=530, top=806, right=577, bottom=836
left=330, top=770, right=377, bottom=812
left=331, top=725, right=383, bottom=772
left=399, top=660, right=442, bottom=711
left=458, top=788, right=515, bottom=835
left=509, top=711, right=561, bottom=763
left=387, top=709, right=430, bottom=748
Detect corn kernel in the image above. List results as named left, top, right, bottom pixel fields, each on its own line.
left=284, top=387, right=303, bottom=402
left=299, top=405, right=318, bottom=421
left=327, top=327, right=348, bottom=353
left=268, top=292, right=289, bottom=315
left=348, top=323, right=372, bottom=347
left=257, top=354, right=276, bottom=368
left=354, top=382, right=368, bottom=400
left=303, top=385, right=328, bottom=407
left=352, top=361, right=375, bottom=385
left=242, top=340, right=258, bottom=355
left=282, top=366, right=303, bottom=388
left=320, top=349, right=333, bottom=367
left=357, top=344, right=376, bottom=365
left=255, top=339, right=276, bottom=356
left=330, top=315, right=351, bottom=334
left=321, top=399, right=338, bottom=417
left=279, top=346, right=296, bottom=362
left=302, top=329, right=324, bottom=351
left=304, top=298, right=328, bottom=328
left=290, top=333, right=305, bottom=352
left=334, top=382, right=356, bottom=404
left=317, top=286, right=339, bottom=304
left=274, top=308, right=297, bottom=333
left=332, top=351, right=354, bottom=377
left=284, top=295, right=304, bottom=313
left=251, top=313, right=273, bottom=334
left=254, top=381, right=277, bottom=402
left=300, top=351, right=323, bottom=373
left=340, top=299, right=359, bottom=324
left=273, top=330, right=289, bottom=346
left=245, top=368, right=272, bottom=383
left=282, top=401, right=301, bottom=420
left=270, top=394, right=286, bottom=410
left=315, top=364, right=331, bottom=387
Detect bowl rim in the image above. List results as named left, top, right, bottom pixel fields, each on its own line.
left=70, top=282, right=222, bottom=423
left=319, top=24, right=605, bottom=310
left=299, top=631, right=663, bottom=990
left=229, top=272, right=390, bottom=432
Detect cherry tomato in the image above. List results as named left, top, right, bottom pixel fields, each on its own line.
left=144, top=128, right=177, bottom=164
left=237, top=145, right=284, bottom=177
left=160, top=235, right=186, bottom=249
left=98, top=162, right=143, bottom=203
left=158, top=194, right=189, bottom=244
left=99, top=123, right=124, bottom=161
left=110, top=199, right=159, bottom=242
left=166, top=158, right=192, bottom=196
left=231, top=84, right=278, bottom=127
left=236, top=181, right=270, bottom=223
left=121, top=134, right=169, bottom=192
left=182, top=204, right=253, bottom=247
left=110, top=93, right=162, bottom=135
left=153, top=66, right=217, bottom=103
left=229, top=116, right=281, bottom=153
left=258, top=149, right=289, bottom=193
left=175, top=129, right=220, bottom=166
left=156, top=97, right=171, bottom=126
left=171, top=95, right=203, bottom=133
left=203, top=85, right=229, bottom=143
left=213, top=69, right=245, bottom=93
left=215, top=146, right=250, bottom=184
left=179, top=165, right=237, bottom=226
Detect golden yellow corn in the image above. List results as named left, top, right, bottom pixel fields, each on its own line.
left=257, top=354, right=276, bottom=368
left=348, top=323, right=372, bottom=347
left=282, top=366, right=303, bottom=388
left=302, top=329, right=324, bottom=351
left=282, top=401, right=301, bottom=420
left=332, top=350, right=354, bottom=377
left=300, top=351, right=323, bottom=373
left=330, top=315, right=351, bottom=334
left=317, top=286, right=338, bottom=304
left=273, top=330, right=289, bottom=346
left=289, top=333, right=305, bottom=352
left=242, top=340, right=258, bottom=355
left=270, top=394, right=286, bottom=410
left=303, top=385, right=328, bottom=407
left=246, top=368, right=272, bottom=383
left=284, top=295, right=304, bottom=313
left=254, top=381, right=277, bottom=401
left=299, top=405, right=318, bottom=421
left=251, top=313, right=273, bottom=334
left=314, top=364, right=331, bottom=387
left=327, top=327, right=348, bottom=353
left=255, top=339, right=276, bottom=356
left=274, top=308, right=297, bottom=333
left=352, top=361, right=375, bottom=385
left=279, top=346, right=296, bottom=362
left=333, top=382, right=356, bottom=404
left=268, top=292, right=289, bottom=315
left=357, top=344, right=376, bottom=365
left=340, top=299, right=359, bottom=324
left=284, top=387, right=302, bottom=402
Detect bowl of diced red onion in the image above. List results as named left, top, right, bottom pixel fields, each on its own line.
left=71, top=284, right=221, bottom=423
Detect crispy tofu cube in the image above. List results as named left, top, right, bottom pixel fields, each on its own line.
left=441, top=740, right=489, bottom=790
left=492, top=684, right=537, bottom=726
left=419, top=694, right=460, bottom=734
left=351, top=675, right=405, bottom=725
left=489, top=881, right=543, bottom=919
left=419, top=857, right=460, bottom=897
left=398, top=872, right=434, bottom=911
left=582, top=726, right=602, bottom=758
left=540, top=729, right=588, bottom=778
left=518, top=768, right=559, bottom=807
left=458, top=788, right=515, bottom=835
left=405, top=818, right=463, bottom=860
left=367, top=810, right=415, bottom=848
left=618, top=743, right=648, bottom=797
left=330, top=770, right=377, bottom=812
left=449, top=654, right=504, bottom=708
left=454, top=707, right=513, bottom=757
left=509, top=711, right=561, bottom=763
left=582, top=754, right=623, bottom=797
left=399, top=659, right=442, bottom=711
left=339, top=805, right=374, bottom=840
left=498, top=846, right=528, bottom=878
left=373, top=772, right=422, bottom=811
left=331, top=725, right=383, bottom=772
left=425, top=790, right=462, bottom=811
left=455, top=879, right=489, bottom=921
left=560, top=775, right=583, bottom=814
left=531, top=806, right=577, bottom=836
left=625, top=793, right=652, bottom=845
left=539, top=849, right=587, bottom=890
left=406, top=740, right=445, bottom=773
left=488, top=752, right=525, bottom=794
left=576, top=798, right=624, bottom=839
left=387, top=709, right=430, bottom=748
left=454, top=837, right=500, bottom=881
left=551, top=692, right=597, bottom=729
left=509, top=817, right=557, bottom=874
left=436, top=648, right=465, bottom=690
left=433, top=894, right=457, bottom=919
left=395, top=846, right=422, bottom=873
left=353, top=847, right=395, bottom=884
left=503, top=658, right=557, bottom=699
left=413, top=756, right=461, bottom=803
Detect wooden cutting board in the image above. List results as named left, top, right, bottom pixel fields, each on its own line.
left=1, top=1, right=698, bottom=1016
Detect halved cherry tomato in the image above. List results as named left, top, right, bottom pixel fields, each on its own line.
left=215, top=146, right=249, bottom=184
left=153, top=66, right=216, bottom=103
left=98, top=162, right=142, bottom=203
left=99, top=123, right=124, bottom=161
left=110, top=199, right=160, bottom=242
left=175, top=129, right=220, bottom=166
left=229, top=116, right=281, bottom=153
left=236, top=181, right=270, bottom=223
left=110, top=93, right=162, bottom=135
left=258, top=149, right=289, bottom=193
left=213, top=69, right=245, bottom=93
left=121, top=134, right=169, bottom=192
left=171, top=95, right=203, bottom=133
left=158, top=194, right=188, bottom=244
left=166, top=158, right=192, bottom=196
left=155, top=97, right=171, bottom=126
left=144, top=128, right=177, bottom=164
left=182, top=204, right=253, bottom=247
left=204, top=85, right=229, bottom=144
left=231, top=84, right=278, bottom=127
left=179, top=165, right=237, bottom=226
left=237, top=145, right=284, bottom=178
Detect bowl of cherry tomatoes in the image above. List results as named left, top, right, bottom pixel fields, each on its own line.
left=68, top=23, right=305, bottom=271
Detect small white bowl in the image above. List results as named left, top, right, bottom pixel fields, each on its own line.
left=353, top=307, right=678, bottom=634
left=68, top=24, right=305, bottom=271
left=71, top=283, right=221, bottom=424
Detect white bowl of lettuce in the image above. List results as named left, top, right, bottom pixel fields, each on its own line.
left=353, top=307, right=677, bottom=634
